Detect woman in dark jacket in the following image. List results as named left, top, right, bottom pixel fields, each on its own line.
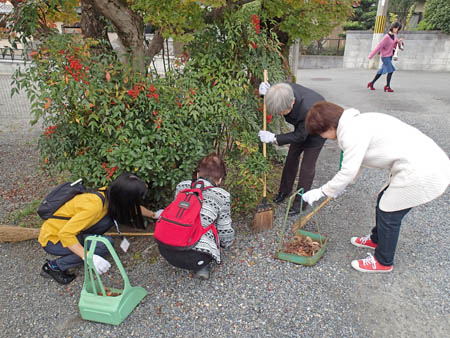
left=258, top=82, right=326, bottom=215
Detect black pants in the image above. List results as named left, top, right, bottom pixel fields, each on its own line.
left=158, top=245, right=212, bottom=271
left=43, top=214, right=114, bottom=271
left=371, top=188, right=411, bottom=266
left=279, top=144, right=323, bottom=195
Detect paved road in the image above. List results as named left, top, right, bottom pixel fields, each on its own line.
left=0, top=68, right=449, bottom=338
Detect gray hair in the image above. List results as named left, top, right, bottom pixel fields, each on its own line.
left=265, top=83, right=294, bottom=114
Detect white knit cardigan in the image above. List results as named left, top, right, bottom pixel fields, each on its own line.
left=321, top=109, right=450, bottom=212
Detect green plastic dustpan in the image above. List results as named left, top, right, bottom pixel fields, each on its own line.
left=275, top=151, right=342, bottom=265
left=78, top=236, right=147, bottom=326
left=275, top=189, right=328, bottom=266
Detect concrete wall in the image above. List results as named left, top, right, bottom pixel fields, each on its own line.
left=344, top=30, right=450, bottom=72
left=0, top=59, right=28, bottom=75
left=299, top=55, right=343, bottom=69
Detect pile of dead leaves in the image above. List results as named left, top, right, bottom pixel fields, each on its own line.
left=97, top=287, right=121, bottom=297
left=283, top=235, right=322, bottom=256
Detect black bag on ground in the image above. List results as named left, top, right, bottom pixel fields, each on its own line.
left=37, top=179, right=104, bottom=220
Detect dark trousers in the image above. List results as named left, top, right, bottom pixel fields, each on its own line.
left=371, top=188, right=411, bottom=266
left=43, top=215, right=114, bottom=271
left=158, top=245, right=212, bottom=272
left=279, top=144, right=323, bottom=195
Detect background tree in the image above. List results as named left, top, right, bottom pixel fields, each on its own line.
left=342, top=0, right=377, bottom=31
left=418, top=0, right=450, bottom=34
left=8, top=0, right=353, bottom=212
left=7, top=0, right=352, bottom=73
left=387, top=0, right=416, bottom=26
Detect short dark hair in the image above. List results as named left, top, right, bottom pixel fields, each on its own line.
left=306, top=101, right=344, bottom=135
left=107, top=172, right=147, bottom=228
left=192, top=153, right=227, bottom=186
left=389, top=21, right=402, bottom=32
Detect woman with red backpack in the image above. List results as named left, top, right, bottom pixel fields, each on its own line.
left=155, top=153, right=234, bottom=280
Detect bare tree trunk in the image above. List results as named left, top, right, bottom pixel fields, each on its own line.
left=80, top=0, right=112, bottom=52
left=92, top=0, right=145, bottom=73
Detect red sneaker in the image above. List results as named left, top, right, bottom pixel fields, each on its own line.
left=351, top=234, right=377, bottom=249
left=351, top=253, right=393, bottom=273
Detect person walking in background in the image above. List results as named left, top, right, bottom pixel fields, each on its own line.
left=367, top=22, right=404, bottom=92
left=303, top=101, right=450, bottom=273
left=156, top=153, right=234, bottom=280
left=39, top=172, right=157, bottom=284
left=258, top=82, right=326, bottom=215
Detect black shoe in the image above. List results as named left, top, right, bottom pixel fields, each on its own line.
left=288, top=203, right=301, bottom=216
left=288, top=198, right=307, bottom=216
left=274, top=192, right=289, bottom=203
left=40, top=261, right=76, bottom=285
left=193, top=264, right=211, bottom=280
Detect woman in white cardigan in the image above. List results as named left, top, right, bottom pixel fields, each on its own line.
left=303, top=101, right=450, bottom=273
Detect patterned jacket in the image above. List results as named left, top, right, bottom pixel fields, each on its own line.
left=175, top=179, right=234, bottom=263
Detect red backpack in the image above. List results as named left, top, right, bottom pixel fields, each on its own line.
left=154, top=181, right=219, bottom=250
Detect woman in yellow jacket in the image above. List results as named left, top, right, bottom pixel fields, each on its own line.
left=38, top=172, right=156, bottom=284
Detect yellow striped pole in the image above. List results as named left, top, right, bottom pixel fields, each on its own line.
left=374, top=15, right=387, bottom=34
left=369, top=0, right=389, bottom=69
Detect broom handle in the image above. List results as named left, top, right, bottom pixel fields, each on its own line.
left=263, top=69, right=268, bottom=198
left=105, top=232, right=154, bottom=236
left=292, top=197, right=332, bottom=233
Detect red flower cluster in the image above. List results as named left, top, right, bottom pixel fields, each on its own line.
left=128, top=83, right=159, bottom=101
left=102, top=162, right=118, bottom=180
left=44, top=125, right=56, bottom=138
left=128, top=84, right=144, bottom=99
left=251, top=14, right=260, bottom=35
left=146, top=84, right=159, bottom=101
left=154, top=117, right=162, bottom=129
left=65, top=55, right=89, bottom=85
left=267, top=114, right=272, bottom=124
left=175, top=97, right=182, bottom=108
left=249, top=41, right=258, bottom=49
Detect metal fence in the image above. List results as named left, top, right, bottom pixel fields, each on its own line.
left=301, top=38, right=346, bottom=56
left=0, top=47, right=31, bottom=61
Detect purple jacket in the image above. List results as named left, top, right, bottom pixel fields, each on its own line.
left=368, top=33, right=398, bottom=59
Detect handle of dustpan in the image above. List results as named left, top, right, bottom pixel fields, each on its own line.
left=84, top=236, right=132, bottom=295
left=276, top=188, right=304, bottom=253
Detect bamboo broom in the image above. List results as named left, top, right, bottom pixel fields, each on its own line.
left=252, top=69, right=274, bottom=232
left=0, top=225, right=154, bottom=244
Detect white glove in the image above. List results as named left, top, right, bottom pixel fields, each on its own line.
left=92, top=254, right=111, bottom=274
left=258, top=82, right=271, bottom=96
left=302, top=188, right=325, bottom=206
left=258, top=130, right=275, bottom=143
left=154, top=209, right=164, bottom=219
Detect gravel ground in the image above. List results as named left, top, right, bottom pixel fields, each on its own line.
left=0, top=69, right=449, bottom=338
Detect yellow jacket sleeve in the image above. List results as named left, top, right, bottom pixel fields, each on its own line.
left=38, top=191, right=107, bottom=247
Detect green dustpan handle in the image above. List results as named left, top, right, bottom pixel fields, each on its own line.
left=84, top=240, right=104, bottom=296
left=308, top=150, right=344, bottom=241
left=277, top=188, right=304, bottom=254
left=84, top=235, right=133, bottom=293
